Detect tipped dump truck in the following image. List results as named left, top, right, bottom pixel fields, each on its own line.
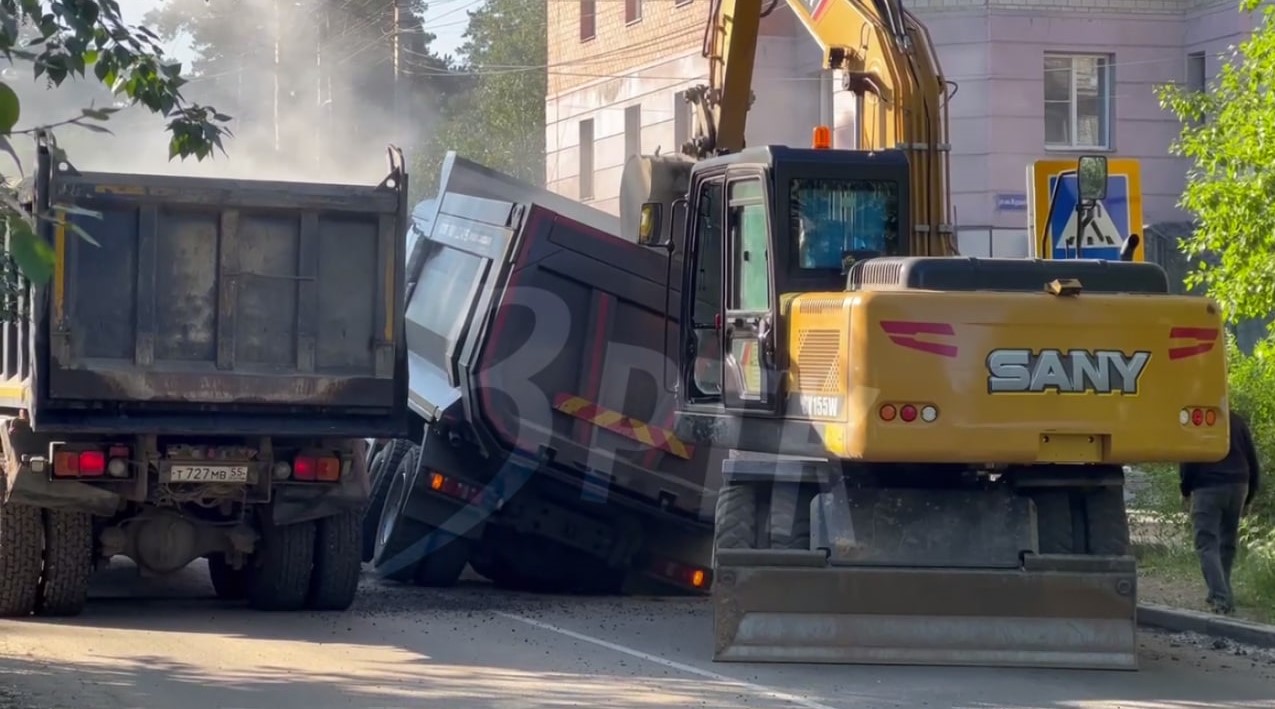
left=363, top=153, right=720, bottom=592
left=0, top=133, right=409, bottom=616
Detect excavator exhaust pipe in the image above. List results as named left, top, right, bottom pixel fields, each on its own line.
left=711, top=459, right=1140, bottom=670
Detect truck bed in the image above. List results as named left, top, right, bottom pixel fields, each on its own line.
left=406, top=153, right=721, bottom=524
left=1, top=144, right=409, bottom=437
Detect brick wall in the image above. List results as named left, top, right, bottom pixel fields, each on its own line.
left=547, top=0, right=704, bottom=98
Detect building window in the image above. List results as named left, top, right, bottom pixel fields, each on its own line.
left=625, top=104, right=641, bottom=159
left=1187, top=51, right=1207, bottom=124
left=579, top=118, right=594, bottom=201
left=625, top=0, right=642, bottom=24
left=675, top=0, right=692, bottom=6
left=1043, top=53, right=1112, bottom=150
left=1187, top=51, right=1206, bottom=93
left=580, top=0, right=596, bottom=41
left=673, top=90, right=690, bottom=151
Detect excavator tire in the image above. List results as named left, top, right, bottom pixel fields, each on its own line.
left=35, top=509, right=93, bottom=617
left=1085, top=487, right=1132, bottom=556
left=1032, top=491, right=1077, bottom=555
left=767, top=483, right=813, bottom=551
left=714, top=482, right=759, bottom=555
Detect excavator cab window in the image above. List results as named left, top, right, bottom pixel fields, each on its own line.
left=790, top=177, right=901, bottom=271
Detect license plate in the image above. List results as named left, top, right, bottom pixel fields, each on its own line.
left=168, top=464, right=250, bottom=483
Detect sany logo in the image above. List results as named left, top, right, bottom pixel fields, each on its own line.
left=986, top=349, right=1151, bottom=394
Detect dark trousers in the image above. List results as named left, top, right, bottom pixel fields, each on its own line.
left=1190, top=483, right=1249, bottom=611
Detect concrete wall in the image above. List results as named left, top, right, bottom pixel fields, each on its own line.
left=546, top=0, right=1252, bottom=235
left=546, top=4, right=828, bottom=214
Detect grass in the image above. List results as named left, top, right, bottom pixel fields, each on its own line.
left=1133, top=532, right=1275, bottom=624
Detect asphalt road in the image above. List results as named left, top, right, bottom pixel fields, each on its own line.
left=1, top=562, right=1273, bottom=709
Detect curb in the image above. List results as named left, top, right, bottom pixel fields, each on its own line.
left=1138, top=602, right=1275, bottom=648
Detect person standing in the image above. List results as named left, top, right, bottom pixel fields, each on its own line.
left=1180, top=409, right=1262, bottom=615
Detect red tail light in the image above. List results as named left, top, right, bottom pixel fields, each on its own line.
left=78, top=450, right=105, bottom=477
left=293, top=456, right=317, bottom=481
left=291, top=455, right=341, bottom=482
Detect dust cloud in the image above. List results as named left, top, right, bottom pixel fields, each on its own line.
left=2, top=0, right=440, bottom=186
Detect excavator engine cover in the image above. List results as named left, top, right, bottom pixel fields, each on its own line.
left=711, top=458, right=1139, bottom=670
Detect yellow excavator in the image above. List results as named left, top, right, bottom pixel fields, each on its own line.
left=621, top=0, right=1229, bottom=670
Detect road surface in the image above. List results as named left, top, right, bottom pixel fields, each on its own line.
left=1, top=562, right=1273, bottom=709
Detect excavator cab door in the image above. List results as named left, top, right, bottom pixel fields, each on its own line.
left=720, top=170, right=781, bottom=414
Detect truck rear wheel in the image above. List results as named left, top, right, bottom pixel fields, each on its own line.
left=373, top=446, right=425, bottom=583
left=36, top=509, right=93, bottom=617
left=309, top=512, right=362, bottom=610
left=362, top=440, right=412, bottom=562
left=0, top=502, right=43, bottom=617
left=412, top=530, right=472, bottom=588
left=208, top=554, right=249, bottom=600
left=248, top=520, right=317, bottom=611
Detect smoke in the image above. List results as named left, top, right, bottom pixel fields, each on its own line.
left=2, top=0, right=443, bottom=186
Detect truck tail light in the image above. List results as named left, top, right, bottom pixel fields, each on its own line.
left=292, top=455, right=341, bottom=482
left=107, top=445, right=130, bottom=478
left=316, top=457, right=341, bottom=481
left=428, top=471, right=483, bottom=503
left=649, top=556, right=712, bottom=591
left=52, top=446, right=130, bottom=479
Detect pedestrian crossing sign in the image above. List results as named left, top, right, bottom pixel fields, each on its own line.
left=1027, top=158, right=1145, bottom=262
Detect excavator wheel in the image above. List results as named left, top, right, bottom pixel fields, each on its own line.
left=713, top=482, right=759, bottom=557
left=1084, top=486, right=1132, bottom=556
left=766, top=482, right=813, bottom=551
left=1032, top=491, right=1078, bottom=555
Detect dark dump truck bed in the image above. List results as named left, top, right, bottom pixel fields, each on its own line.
left=405, top=153, right=720, bottom=530
left=0, top=140, right=409, bottom=437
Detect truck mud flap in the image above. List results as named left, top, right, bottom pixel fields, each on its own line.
left=712, top=549, right=1138, bottom=670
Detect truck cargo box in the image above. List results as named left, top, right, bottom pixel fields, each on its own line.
left=406, top=153, right=720, bottom=524
left=1, top=140, right=409, bottom=437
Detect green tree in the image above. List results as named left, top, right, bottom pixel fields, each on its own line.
left=416, top=0, right=546, bottom=193
left=1158, top=0, right=1275, bottom=323
left=0, top=0, right=230, bottom=302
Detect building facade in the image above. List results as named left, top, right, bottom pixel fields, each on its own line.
left=545, top=0, right=1250, bottom=255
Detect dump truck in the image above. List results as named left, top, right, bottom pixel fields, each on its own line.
left=616, top=0, right=1232, bottom=670
left=0, top=132, right=409, bottom=616
left=362, top=153, right=717, bottom=593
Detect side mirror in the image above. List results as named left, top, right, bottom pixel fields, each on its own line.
left=637, top=202, right=670, bottom=248
left=1077, top=155, right=1108, bottom=202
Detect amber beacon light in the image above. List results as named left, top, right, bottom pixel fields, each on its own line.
left=812, top=125, right=832, bottom=150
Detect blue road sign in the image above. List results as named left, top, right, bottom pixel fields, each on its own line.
left=1046, top=173, right=1130, bottom=261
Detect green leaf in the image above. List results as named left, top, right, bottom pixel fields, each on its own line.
left=0, top=136, right=22, bottom=176
left=0, top=81, right=19, bottom=134
left=7, top=218, right=54, bottom=286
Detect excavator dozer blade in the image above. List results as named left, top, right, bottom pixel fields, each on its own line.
left=712, top=549, right=1139, bottom=670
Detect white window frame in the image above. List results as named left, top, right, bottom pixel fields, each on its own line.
left=1044, top=53, right=1113, bottom=151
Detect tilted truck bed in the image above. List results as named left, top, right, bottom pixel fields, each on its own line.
left=0, top=143, right=409, bottom=437
left=406, top=153, right=722, bottom=526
